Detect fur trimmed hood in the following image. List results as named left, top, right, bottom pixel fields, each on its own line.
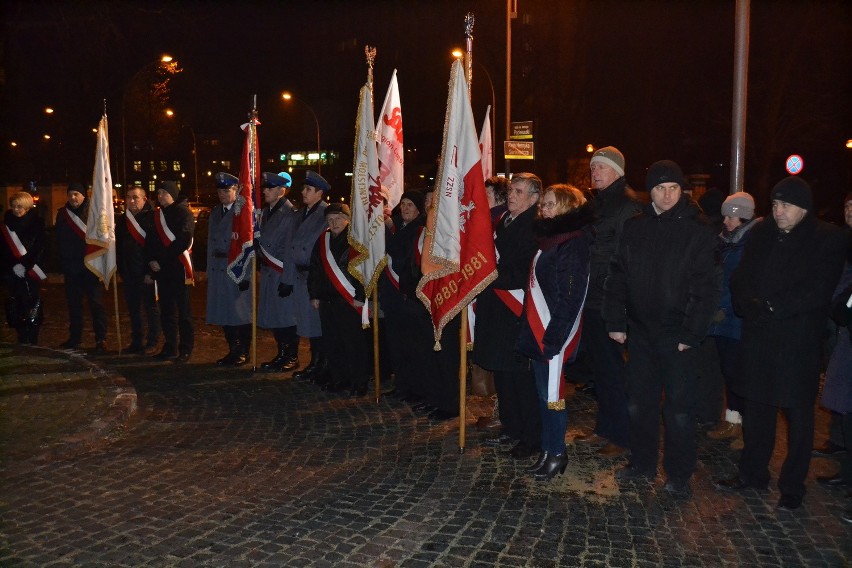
left=533, top=201, right=595, bottom=249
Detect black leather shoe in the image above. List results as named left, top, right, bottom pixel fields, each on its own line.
left=713, top=475, right=768, bottom=492
left=217, top=352, right=239, bottom=365
left=125, top=343, right=145, bottom=355
left=777, top=494, right=803, bottom=510
left=483, top=434, right=515, bottom=447
left=526, top=451, right=550, bottom=473
left=176, top=352, right=191, bottom=363
left=534, top=453, right=568, bottom=481
left=812, top=442, right=847, bottom=457
left=816, top=473, right=849, bottom=487
left=615, top=464, right=656, bottom=481
left=278, top=356, right=300, bottom=372
left=509, top=442, right=540, bottom=460
left=293, top=364, right=317, bottom=380
left=155, top=348, right=178, bottom=361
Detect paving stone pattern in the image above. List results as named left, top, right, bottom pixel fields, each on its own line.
left=1, top=282, right=850, bottom=566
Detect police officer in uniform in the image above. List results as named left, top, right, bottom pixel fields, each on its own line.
left=207, top=172, right=253, bottom=365
left=290, top=170, right=330, bottom=381
left=257, top=172, right=299, bottom=371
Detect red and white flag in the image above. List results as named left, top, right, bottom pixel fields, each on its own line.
left=479, top=105, right=493, bottom=181
left=227, top=117, right=260, bottom=283
left=416, top=59, right=497, bottom=346
left=348, top=81, right=386, bottom=314
left=85, top=114, right=117, bottom=289
left=377, top=69, right=404, bottom=209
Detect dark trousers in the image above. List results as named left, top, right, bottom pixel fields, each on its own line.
left=6, top=274, right=41, bottom=344
left=423, top=314, right=461, bottom=414
left=583, top=309, right=630, bottom=447
left=272, top=325, right=297, bottom=348
left=123, top=277, right=160, bottom=348
left=533, top=360, right=568, bottom=454
left=739, top=399, right=814, bottom=498
left=714, top=336, right=745, bottom=415
left=494, top=366, right=541, bottom=448
left=224, top=324, right=252, bottom=353
left=158, top=275, right=193, bottom=355
left=319, top=298, right=368, bottom=389
left=394, top=299, right=434, bottom=400
left=694, top=337, right=724, bottom=424
left=64, top=269, right=107, bottom=343
left=625, top=335, right=699, bottom=481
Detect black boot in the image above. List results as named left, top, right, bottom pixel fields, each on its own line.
left=293, top=349, right=319, bottom=380
left=533, top=453, right=568, bottom=481
left=217, top=339, right=241, bottom=365
left=526, top=451, right=550, bottom=474
left=261, top=342, right=287, bottom=370
left=308, top=355, right=329, bottom=384
left=278, top=342, right=300, bottom=372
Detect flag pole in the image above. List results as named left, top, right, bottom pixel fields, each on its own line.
left=249, top=95, right=259, bottom=372
left=113, top=272, right=122, bottom=355
left=365, top=45, right=383, bottom=403
left=457, top=12, right=476, bottom=454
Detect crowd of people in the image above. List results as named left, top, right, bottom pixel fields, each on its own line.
left=2, top=148, right=851, bottom=519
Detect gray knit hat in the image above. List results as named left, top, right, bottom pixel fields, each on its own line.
left=590, top=146, right=625, bottom=177
left=721, top=192, right=755, bottom=219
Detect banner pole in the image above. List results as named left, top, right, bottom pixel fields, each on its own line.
left=372, top=289, right=381, bottom=402
left=113, top=273, right=122, bottom=355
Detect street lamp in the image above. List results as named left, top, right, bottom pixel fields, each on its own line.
left=165, top=109, right=199, bottom=202
left=281, top=91, right=322, bottom=174
left=122, top=54, right=179, bottom=190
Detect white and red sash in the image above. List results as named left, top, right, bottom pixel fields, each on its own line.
left=465, top=301, right=476, bottom=348
left=154, top=208, right=194, bottom=285
left=1, top=224, right=46, bottom=281
left=125, top=211, right=146, bottom=247
left=63, top=208, right=87, bottom=240
left=494, top=288, right=525, bottom=317
left=385, top=225, right=425, bottom=291
left=525, top=250, right=588, bottom=409
left=258, top=243, right=284, bottom=274
left=320, top=229, right=362, bottom=314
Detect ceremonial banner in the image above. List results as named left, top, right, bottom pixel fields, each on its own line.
left=348, top=82, right=386, bottom=302
left=479, top=105, right=493, bottom=181
left=377, top=69, right=404, bottom=209
left=85, top=114, right=117, bottom=289
left=227, top=118, right=260, bottom=283
left=416, top=59, right=497, bottom=345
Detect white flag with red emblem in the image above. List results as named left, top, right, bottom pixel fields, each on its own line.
left=85, top=114, right=117, bottom=289
left=416, top=60, right=497, bottom=346
left=348, top=82, right=386, bottom=303
left=377, top=69, right=404, bottom=210
left=479, top=105, right=493, bottom=181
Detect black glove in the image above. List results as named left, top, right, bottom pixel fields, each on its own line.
left=238, top=280, right=250, bottom=292
left=278, top=283, right=293, bottom=298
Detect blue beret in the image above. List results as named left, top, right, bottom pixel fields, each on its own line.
left=215, top=172, right=239, bottom=189
left=262, top=172, right=290, bottom=189
left=304, top=170, right=330, bottom=192
left=276, top=172, right=293, bottom=188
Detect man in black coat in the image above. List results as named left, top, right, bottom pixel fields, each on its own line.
left=603, top=160, right=720, bottom=497
left=577, top=146, right=641, bottom=458
left=474, top=172, right=543, bottom=459
left=56, top=182, right=108, bottom=350
left=146, top=181, right=195, bottom=362
left=714, top=176, right=847, bottom=510
left=116, top=185, right=160, bottom=354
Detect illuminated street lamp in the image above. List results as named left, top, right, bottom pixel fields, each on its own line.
left=586, top=144, right=595, bottom=153
left=44, top=107, right=54, bottom=114
left=281, top=91, right=322, bottom=174
left=164, top=109, right=199, bottom=201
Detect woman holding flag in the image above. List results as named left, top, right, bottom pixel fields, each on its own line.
left=516, top=184, right=594, bottom=481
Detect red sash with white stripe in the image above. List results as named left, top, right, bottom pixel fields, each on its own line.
left=320, top=229, right=362, bottom=313
left=125, top=211, right=146, bottom=247
left=385, top=225, right=425, bottom=291
left=525, top=250, right=587, bottom=408
left=63, top=208, right=87, bottom=239
left=258, top=243, right=284, bottom=273
left=494, top=288, right=525, bottom=317
left=1, top=224, right=46, bottom=281
left=154, top=208, right=194, bottom=285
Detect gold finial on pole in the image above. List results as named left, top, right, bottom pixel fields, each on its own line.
left=464, top=12, right=474, bottom=101
left=365, top=45, right=377, bottom=88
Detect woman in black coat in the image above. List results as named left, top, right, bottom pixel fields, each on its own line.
left=517, top=184, right=593, bottom=480
left=2, top=192, right=46, bottom=344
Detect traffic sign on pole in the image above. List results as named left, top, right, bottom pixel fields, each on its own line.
left=785, top=154, right=804, bottom=175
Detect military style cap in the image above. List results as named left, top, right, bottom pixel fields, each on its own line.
left=215, top=172, right=239, bottom=189
left=262, top=172, right=291, bottom=189
left=304, top=170, right=330, bottom=192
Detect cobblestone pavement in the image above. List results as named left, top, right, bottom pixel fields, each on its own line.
left=1, top=281, right=850, bottom=567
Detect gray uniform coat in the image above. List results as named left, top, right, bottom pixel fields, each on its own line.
left=257, top=199, right=297, bottom=329
left=206, top=203, right=252, bottom=326
left=289, top=201, right=327, bottom=337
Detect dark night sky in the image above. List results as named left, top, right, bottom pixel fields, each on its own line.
left=2, top=0, right=850, bottom=213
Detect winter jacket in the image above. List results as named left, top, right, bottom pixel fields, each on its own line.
left=145, top=197, right=195, bottom=279
left=308, top=226, right=365, bottom=303
left=55, top=197, right=89, bottom=275
left=2, top=208, right=45, bottom=276
left=731, top=214, right=847, bottom=407
left=116, top=201, right=154, bottom=281
left=602, top=194, right=721, bottom=347
left=707, top=218, right=758, bottom=340
left=517, top=203, right=594, bottom=361
left=586, top=177, right=641, bottom=310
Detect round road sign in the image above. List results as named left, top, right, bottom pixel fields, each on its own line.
left=785, top=154, right=804, bottom=175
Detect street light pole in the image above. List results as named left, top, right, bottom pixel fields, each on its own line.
left=282, top=92, right=322, bottom=174
left=165, top=109, right=199, bottom=201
